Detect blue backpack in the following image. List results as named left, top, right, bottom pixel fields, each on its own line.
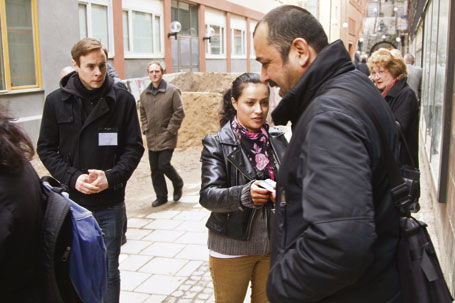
left=40, top=176, right=107, bottom=303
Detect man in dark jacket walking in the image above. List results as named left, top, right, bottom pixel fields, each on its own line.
left=253, top=6, right=402, bottom=302
left=37, top=38, right=144, bottom=303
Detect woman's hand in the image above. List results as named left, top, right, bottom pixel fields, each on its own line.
left=250, top=181, right=272, bottom=206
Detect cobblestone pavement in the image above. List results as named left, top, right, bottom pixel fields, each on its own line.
left=119, top=192, right=216, bottom=303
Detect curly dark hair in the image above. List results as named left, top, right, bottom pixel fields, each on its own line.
left=219, top=73, right=268, bottom=127
left=0, top=108, right=34, bottom=171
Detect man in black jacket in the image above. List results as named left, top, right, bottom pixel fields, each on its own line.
left=253, top=6, right=403, bottom=303
left=37, top=38, right=144, bottom=303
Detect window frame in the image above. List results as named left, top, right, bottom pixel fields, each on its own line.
left=205, top=24, right=226, bottom=58
left=0, top=0, right=42, bottom=92
left=231, top=27, right=246, bottom=58
left=122, top=6, right=163, bottom=58
left=78, top=0, right=114, bottom=57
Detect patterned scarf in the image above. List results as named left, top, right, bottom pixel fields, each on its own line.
left=231, top=117, right=276, bottom=180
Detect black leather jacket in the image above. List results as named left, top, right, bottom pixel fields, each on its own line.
left=199, top=122, right=287, bottom=240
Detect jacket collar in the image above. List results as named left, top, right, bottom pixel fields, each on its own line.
left=271, top=40, right=355, bottom=126
left=59, top=72, right=116, bottom=103
left=218, top=121, right=285, bottom=180
left=385, top=77, right=407, bottom=99
left=146, top=79, right=167, bottom=94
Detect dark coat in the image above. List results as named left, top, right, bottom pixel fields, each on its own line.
left=357, top=62, right=370, bottom=76
left=385, top=78, right=419, bottom=167
left=268, top=40, right=402, bottom=303
left=0, top=163, right=43, bottom=302
left=199, top=122, right=287, bottom=240
left=37, top=73, right=144, bottom=210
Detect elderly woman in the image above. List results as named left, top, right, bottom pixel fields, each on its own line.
left=199, top=73, right=287, bottom=303
left=368, top=48, right=419, bottom=167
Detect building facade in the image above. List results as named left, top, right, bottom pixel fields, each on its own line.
left=1, top=0, right=367, bottom=144
left=407, top=0, right=455, bottom=293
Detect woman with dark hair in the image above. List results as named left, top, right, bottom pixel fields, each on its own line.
left=368, top=48, right=419, bottom=167
left=199, top=73, right=288, bottom=302
left=0, top=110, right=44, bottom=302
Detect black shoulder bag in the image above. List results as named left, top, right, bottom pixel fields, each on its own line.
left=323, top=88, right=453, bottom=303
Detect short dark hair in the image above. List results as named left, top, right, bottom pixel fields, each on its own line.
left=71, top=38, right=107, bottom=66
left=219, top=73, right=268, bottom=127
left=255, top=5, right=328, bottom=63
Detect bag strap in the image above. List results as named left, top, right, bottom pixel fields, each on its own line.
left=397, top=125, right=417, bottom=168
left=318, top=88, right=410, bottom=215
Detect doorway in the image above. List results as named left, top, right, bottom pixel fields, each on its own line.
left=171, top=1, right=199, bottom=72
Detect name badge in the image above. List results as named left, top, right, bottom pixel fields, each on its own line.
left=99, top=128, right=118, bottom=146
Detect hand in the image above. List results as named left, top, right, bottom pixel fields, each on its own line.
left=88, top=169, right=109, bottom=192
left=250, top=181, right=271, bottom=206
left=75, top=174, right=102, bottom=194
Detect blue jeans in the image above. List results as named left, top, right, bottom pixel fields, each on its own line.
left=92, top=202, right=126, bottom=303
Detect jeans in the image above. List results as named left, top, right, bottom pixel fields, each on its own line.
left=148, top=149, right=183, bottom=201
left=209, top=255, right=270, bottom=303
left=92, top=202, right=126, bottom=303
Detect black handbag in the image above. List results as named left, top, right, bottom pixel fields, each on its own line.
left=321, top=88, right=453, bottom=303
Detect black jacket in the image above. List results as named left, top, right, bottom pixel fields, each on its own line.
left=0, top=163, right=43, bottom=302
left=199, top=122, right=287, bottom=240
left=268, top=40, right=402, bottom=302
left=385, top=78, right=419, bottom=167
left=37, top=73, right=144, bottom=210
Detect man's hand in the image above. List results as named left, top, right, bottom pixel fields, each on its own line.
left=75, top=174, right=101, bottom=194
left=88, top=169, right=109, bottom=192
left=75, top=170, right=109, bottom=194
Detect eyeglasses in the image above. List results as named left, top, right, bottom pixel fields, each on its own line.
left=370, top=70, right=385, bottom=78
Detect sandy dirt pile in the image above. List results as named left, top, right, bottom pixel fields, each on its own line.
left=162, top=72, right=241, bottom=149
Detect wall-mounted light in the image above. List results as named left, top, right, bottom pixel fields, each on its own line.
left=395, top=36, right=401, bottom=43
left=342, top=22, right=348, bottom=29
left=203, top=27, right=215, bottom=42
left=168, top=21, right=181, bottom=39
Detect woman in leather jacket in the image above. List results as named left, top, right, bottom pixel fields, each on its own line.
left=199, top=73, right=287, bottom=303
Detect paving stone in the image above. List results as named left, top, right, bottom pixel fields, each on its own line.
left=144, top=218, right=182, bottom=230
left=126, top=228, right=153, bottom=240
left=197, top=293, right=211, bottom=300
left=143, top=229, right=185, bottom=242
left=175, top=220, right=208, bottom=232
left=119, top=291, right=149, bottom=303
left=179, top=284, right=191, bottom=291
left=136, top=275, right=185, bottom=295
left=140, top=257, right=187, bottom=275
left=143, top=295, right=167, bottom=303
left=141, top=242, right=185, bottom=257
left=121, top=240, right=152, bottom=254
left=128, top=218, right=152, bottom=228
left=120, top=254, right=153, bottom=271
left=146, top=210, right=181, bottom=219
left=191, top=285, right=203, bottom=292
left=176, top=244, right=209, bottom=261
left=175, top=231, right=207, bottom=245
left=176, top=260, right=203, bottom=277
left=120, top=271, right=150, bottom=291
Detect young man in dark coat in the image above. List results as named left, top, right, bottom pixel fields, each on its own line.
left=37, top=38, right=144, bottom=303
left=253, top=6, right=403, bottom=303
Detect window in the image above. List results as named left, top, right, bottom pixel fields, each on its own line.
left=122, top=11, right=129, bottom=52
left=232, top=28, right=246, bottom=57
left=122, top=9, right=162, bottom=56
left=205, top=24, right=225, bottom=57
left=0, top=0, right=41, bottom=91
left=78, top=1, right=112, bottom=53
